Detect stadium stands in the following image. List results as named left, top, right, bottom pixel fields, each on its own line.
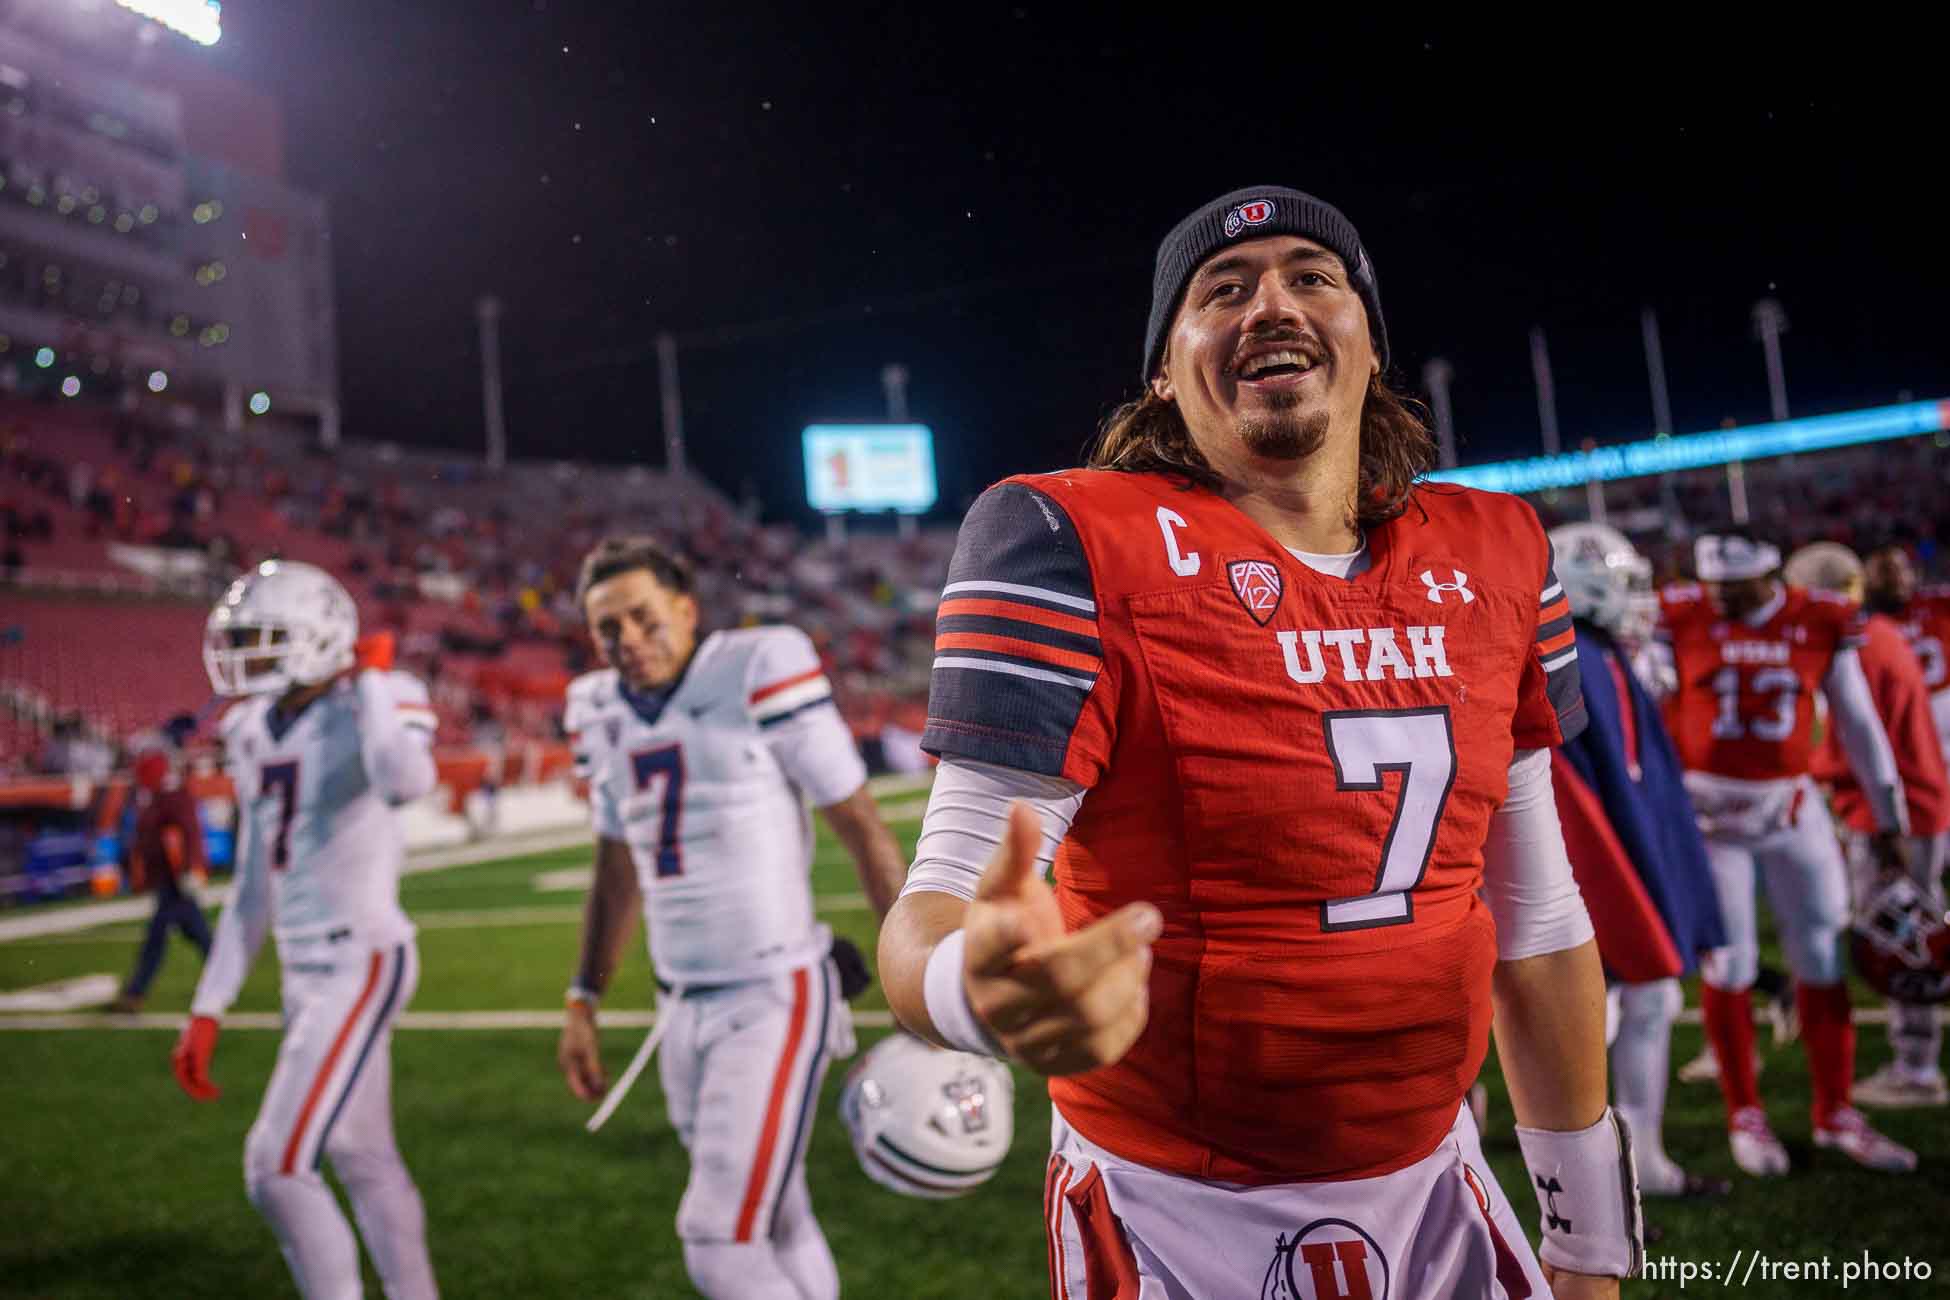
left=3, top=391, right=951, bottom=775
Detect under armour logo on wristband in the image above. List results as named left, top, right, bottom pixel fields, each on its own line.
left=1536, top=1175, right=1573, bottom=1233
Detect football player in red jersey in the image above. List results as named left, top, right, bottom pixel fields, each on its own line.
left=1864, top=545, right=1950, bottom=769
left=1657, top=532, right=1917, bottom=1177
left=881, top=187, right=1636, bottom=1299
left=1796, top=543, right=1950, bottom=1108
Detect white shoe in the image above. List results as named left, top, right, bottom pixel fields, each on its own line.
left=1764, top=992, right=1800, bottom=1049
left=1728, top=1107, right=1790, bottom=1177
left=1636, top=1149, right=1733, bottom=1199
left=1852, top=1063, right=1949, bottom=1110
left=1677, top=1046, right=1764, bottom=1085
left=1814, top=1107, right=1919, bottom=1172
left=1677, top=1047, right=1719, bottom=1083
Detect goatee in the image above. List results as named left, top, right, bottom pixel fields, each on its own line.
left=1238, top=392, right=1329, bottom=460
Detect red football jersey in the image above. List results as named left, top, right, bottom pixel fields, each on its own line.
left=1891, top=586, right=1950, bottom=698
left=923, top=471, right=1583, bottom=1184
left=1658, top=583, right=1860, bottom=782
left=1812, top=613, right=1950, bottom=834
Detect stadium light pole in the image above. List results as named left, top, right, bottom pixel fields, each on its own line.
left=657, top=331, right=687, bottom=478
left=1641, top=307, right=1684, bottom=535
left=1422, top=358, right=1457, bottom=470
left=476, top=296, right=507, bottom=471
left=1642, top=307, right=1676, bottom=436
left=1529, top=327, right=1561, bottom=456
left=1752, top=298, right=1791, bottom=423
left=883, top=363, right=917, bottom=540
left=1583, top=439, right=1608, bottom=526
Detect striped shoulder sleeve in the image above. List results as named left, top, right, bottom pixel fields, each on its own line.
left=743, top=627, right=837, bottom=729
left=1514, top=539, right=1588, bottom=747
left=563, top=671, right=615, bottom=779
left=387, top=672, right=438, bottom=735
left=922, top=481, right=1107, bottom=779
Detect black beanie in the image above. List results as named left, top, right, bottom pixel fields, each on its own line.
left=1141, top=185, right=1388, bottom=385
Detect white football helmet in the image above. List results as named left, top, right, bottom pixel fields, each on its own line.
left=1782, top=541, right=1863, bottom=598
left=204, top=560, right=358, bottom=696
left=838, top=1034, right=1014, bottom=1199
left=1550, top=522, right=1655, bottom=643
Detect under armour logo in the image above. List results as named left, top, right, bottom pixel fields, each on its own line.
left=1536, top=1175, right=1573, bottom=1233
left=1421, top=568, right=1475, bottom=604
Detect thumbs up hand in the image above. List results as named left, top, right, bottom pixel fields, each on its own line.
left=961, top=803, right=1160, bottom=1077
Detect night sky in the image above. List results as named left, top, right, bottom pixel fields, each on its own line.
left=201, top=9, right=1947, bottom=524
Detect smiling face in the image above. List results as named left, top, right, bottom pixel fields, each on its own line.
left=1152, top=235, right=1377, bottom=470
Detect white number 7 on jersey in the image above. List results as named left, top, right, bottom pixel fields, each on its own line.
left=1320, top=708, right=1457, bottom=930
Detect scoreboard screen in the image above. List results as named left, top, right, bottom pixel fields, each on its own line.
left=802, top=424, right=938, bottom=513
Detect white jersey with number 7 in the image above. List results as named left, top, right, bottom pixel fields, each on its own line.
left=565, top=625, right=869, bottom=987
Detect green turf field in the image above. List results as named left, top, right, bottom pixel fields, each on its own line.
left=3, top=791, right=1947, bottom=1298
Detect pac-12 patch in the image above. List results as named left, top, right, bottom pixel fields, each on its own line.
left=1228, top=559, right=1284, bottom=625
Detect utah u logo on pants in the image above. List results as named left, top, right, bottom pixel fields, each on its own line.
left=1262, top=1221, right=1390, bottom=1299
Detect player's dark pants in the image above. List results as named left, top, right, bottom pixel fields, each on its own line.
left=124, top=885, right=211, bottom=998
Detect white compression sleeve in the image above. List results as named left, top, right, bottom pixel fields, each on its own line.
left=190, top=808, right=270, bottom=1019
left=899, top=758, right=1087, bottom=902
left=1825, top=647, right=1909, bottom=835
left=1482, top=747, right=1596, bottom=961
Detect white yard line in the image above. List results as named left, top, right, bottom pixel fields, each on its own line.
left=0, top=1008, right=898, bottom=1031
left=0, top=785, right=915, bottom=944
left=0, top=827, right=597, bottom=946
left=865, top=771, right=932, bottom=798
left=0, top=974, right=120, bottom=1011
left=532, top=867, right=593, bottom=893
left=4, top=893, right=878, bottom=948
left=404, top=827, right=593, bottom=874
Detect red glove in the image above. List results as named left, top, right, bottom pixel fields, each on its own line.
left=172, top=1015, right=221, bottom=1102
left=352, top=631, right=396, bottom=674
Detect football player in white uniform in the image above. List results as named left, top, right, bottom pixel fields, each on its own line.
left=173, top=560, right=441, bottom=1300
left=555, top=537, right=909, bottom=1300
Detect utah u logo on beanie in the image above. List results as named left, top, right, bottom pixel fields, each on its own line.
left=1223, top=199, right=1276, bottom=238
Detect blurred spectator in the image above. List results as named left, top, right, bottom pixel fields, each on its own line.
left=37, top=714, right=114, bottom=780
left=110, top=748, right=211, bottom=1014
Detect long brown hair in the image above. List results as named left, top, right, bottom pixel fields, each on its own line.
left=1086, top=376, right=1438, bottom=528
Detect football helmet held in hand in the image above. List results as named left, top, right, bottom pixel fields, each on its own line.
left=839, top=1033, right=1013, bottom=1198
left=1851, top=876, right=1950, bottom=1004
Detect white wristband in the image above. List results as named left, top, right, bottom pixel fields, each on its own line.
left=1515, top=1107, right=1644, bottom=1279
left=922, top=930, right=1005, bottom=1058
